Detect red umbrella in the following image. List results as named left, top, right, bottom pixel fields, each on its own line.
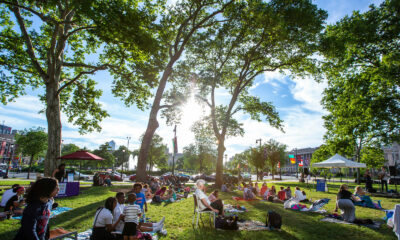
left=58, top=150, right=104, bottom=181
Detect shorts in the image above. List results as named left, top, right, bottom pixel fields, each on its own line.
left=122, top=222, right=137, bottom=236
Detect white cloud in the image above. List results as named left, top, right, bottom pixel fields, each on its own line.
left=289, top=77, right=327, bottom=113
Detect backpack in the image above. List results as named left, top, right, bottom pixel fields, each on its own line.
left=266, top=210, right=282, bottom=230
left=215, top=216, right=239, bottom=230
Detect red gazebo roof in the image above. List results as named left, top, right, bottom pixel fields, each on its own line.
left=58, top=150, right=104, bottom=161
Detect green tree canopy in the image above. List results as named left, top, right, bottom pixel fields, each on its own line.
left=15, top=127, right=47, bottom=179
left=0, top=0, right=160, bottom=176
left=181, top=0, right=326, bottom=186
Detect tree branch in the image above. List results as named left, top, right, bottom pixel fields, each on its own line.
left=1, top=0, right=58, bottom=24
left=65, top=26, right=96, bottom=39
left=57, top=65, right=107, bottom=95
left=11, top=5, right=48, bottom=81
left=195, top=94, right=212, bottom=108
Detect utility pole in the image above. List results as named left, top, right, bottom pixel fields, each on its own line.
left=122, top=149, right=125, bottom=179
left=172, top=125, right=177, bottom=176
left=256, top=139, right=261, bottom=180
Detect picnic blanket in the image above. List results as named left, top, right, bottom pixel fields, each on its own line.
left=232, top=197, right=260, bottom=201
left=237, top=220, right=269, bottom=231
left=284, top=198, right=330, bottom=213
left=65, top=229, right=158, bottom=240
left=320, top=216, right=383, bottom=230
left=12, top=207, right=72, bottom=220
left=224, top=204, right=247, bottom=214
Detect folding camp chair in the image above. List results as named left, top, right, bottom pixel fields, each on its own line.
left=192, top=193, right=215, bottom=228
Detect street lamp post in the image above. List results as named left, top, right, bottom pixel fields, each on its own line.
left=255, top=139, right=261, bottom=180
left=122, top=149, right=125, bottom=179
left=126, top=137, right=131, bottom=175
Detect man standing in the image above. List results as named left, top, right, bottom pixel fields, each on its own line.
left=379, top=167, right=389, bottom=193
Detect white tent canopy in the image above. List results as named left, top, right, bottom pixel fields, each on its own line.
left=312, top=154, right=366, bottom=168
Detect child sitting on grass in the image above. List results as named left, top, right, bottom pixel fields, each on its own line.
left=123, top=193, right=141, bottom=240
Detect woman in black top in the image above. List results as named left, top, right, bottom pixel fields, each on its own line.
left=14, top=178, right=59, bottom=240
left=52, top=164, right=66, bottom=183
left=335, top=184, right=359, bottom=222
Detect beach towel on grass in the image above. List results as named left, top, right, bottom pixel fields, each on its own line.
left=232, top=196, right=260, bottom=201
left=320, top=217, right=383, bottom=230
left=12, top=207, right=72, bottom=220
left=237, top=220, right=270, bottom=231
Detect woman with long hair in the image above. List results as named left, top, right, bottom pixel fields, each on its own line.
left=14, top=178, right=59, bottom=240
left=91, top=197, right=124, bottom=240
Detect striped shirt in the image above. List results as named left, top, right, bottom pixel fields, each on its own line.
left=123, top=203, right=141, bottom=224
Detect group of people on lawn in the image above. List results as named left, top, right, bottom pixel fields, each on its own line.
left=239, top=181, right=308, bottom=203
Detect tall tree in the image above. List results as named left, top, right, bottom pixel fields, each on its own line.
left=0, top=0, right=159, bottom=176
left=318, top=0, right=400, bottom=182
left=360, top=146, right=385, bottom=169
left=264, top=139, right=287, bottom=180
left=15, top=127, right=47, bottom=179
left=186, top=0, right=326, bottom=186
left=135, top=0, right=235, bottom=181
left=248, top=147, right=265, bottom=181
left=92, top=143, right=115, bottom=169
left=146, top=134, right=168, bottom=171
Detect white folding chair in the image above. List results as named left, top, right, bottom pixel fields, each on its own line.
left=192, top=193, right=215, bottom=228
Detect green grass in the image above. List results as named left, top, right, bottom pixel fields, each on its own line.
left=0, top=182, right=398, bottom=240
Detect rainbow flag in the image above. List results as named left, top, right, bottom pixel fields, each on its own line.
left=289, top=154, right=296, bottom=164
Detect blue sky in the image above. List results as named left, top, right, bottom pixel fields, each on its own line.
left=0, top=0, right=383, bottom=161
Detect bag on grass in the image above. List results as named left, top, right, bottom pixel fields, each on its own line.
left=215, top=216, right=239, bottom=230
left=266, top=210, right=282, bottom=230
left=152, top=195, right=162, bottom=203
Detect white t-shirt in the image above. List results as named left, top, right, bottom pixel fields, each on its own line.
left=294, top=190, right=306, bottom=201
left=94, top=208, right=113, bottom=227
left=124, top=204, right=141, bottom=224
left=1, top=189, right=16, bottom=207
left=195, top=188, right=210, bottom=211
left=113, top=203, right=125, bottom=232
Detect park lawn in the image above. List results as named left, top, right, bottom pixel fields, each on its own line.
left=0, top=182, right=397, bottom=240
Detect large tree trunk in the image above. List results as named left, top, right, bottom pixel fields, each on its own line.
left=27, top=155, right=33, bottom=179
left=136, top=64, right=174, bottom=182
left=44, top=83, right=62, bottom=176
left=215, top=139, right=226, bottom=187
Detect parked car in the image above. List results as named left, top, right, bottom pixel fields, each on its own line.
left=96, top=171, right=123, bottom=182
left=0, top=169, right=5, bottom=177
left=113, top=171, right=127, bottom=179
left=389, top=176, right=400, bottom=185
left=73, top=171, right=91, bottom=181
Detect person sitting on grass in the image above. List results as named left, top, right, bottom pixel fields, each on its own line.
left=285, top=186, right=292, bottom=199
left=1, top=184, right=20, bottom=209
left=353, top=186, right=382, bottom=209
left=221, top=183, right=228, bottom=192
left=243, top=184, right=256, bottom=200
left=14, top=178, right=59, bottom=240
left=266, top=186, right=284, bottom=203
left=195, top=179, right=223, bottom=216
left=254, top=182, right=260, bottom=196
left=260, top=183, right=268, bottom=197
left=4, top=186, right=25, bottom=216
left=277, top=186, right=287, bottom=201
left=294, top=187, right=308, bottom=202
left=208, top=190, right=220, bottom=203
left=143, top=184, right=153, bottom=200
left=113, top=192, right=126, bottom=235
left=335, top=184, right=360, bottom=223
left=91, top=197, right=124, bottom=240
